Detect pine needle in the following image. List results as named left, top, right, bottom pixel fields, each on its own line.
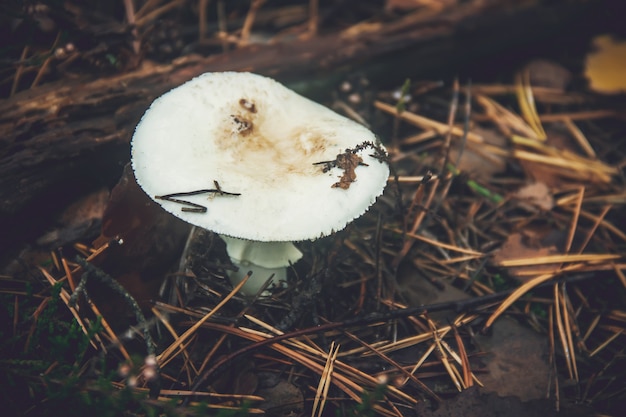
left=151, top=307, right=198, bottom=378
left=312, top=342, right=340, bottom=417
left=390, top=228, right=484, bottom=256
left=554, top=284, right=576, bottom=381
left=515, top=70, right=546, bottom=140
left=484, top=263, right=585, bottom=330
left=157, top=273, right=250, bottom=365
left=563, top=117, right=596, bottom=158
left=428, top=319, right=462, bottom=391
left=496, top=253, right=621, bottom=267
left=374, top=100, right=485, bottom=144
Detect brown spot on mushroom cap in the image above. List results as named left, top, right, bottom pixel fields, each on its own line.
left=239, top=98, right=257, bottom=113
left=215, top=99, right=332, bottom=179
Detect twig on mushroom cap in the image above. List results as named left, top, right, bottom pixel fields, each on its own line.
left=155, top=181, right=241, bottom=213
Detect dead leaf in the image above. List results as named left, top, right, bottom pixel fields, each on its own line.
left=492, top=230, right=563, bottom=282
left=86, top=164, right=191, bottom=316
left=513, top=182, right=554, bottom=211
left=524, top=59, right=572, bottom=91
left=451, top=126, right=508, bottom=180
left=93, top=163, right=191, bottom=276
left=585, top=35, right=626, bottom=94
left=333, top=151, right=365, bottom=189
left=36, top=188, right=109, bottom=247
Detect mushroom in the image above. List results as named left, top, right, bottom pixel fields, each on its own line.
left=131, top=72, right=388, bottom=295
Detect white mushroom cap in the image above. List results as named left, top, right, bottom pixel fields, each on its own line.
left=131, top=72, right=388, bottom=242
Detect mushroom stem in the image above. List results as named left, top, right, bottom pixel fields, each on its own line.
left=220, top=235, right=303, bottom=296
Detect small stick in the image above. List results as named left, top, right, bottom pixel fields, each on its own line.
left=156, top=182, right=241, bottom=213
left=239, top=0, right=267, bottom=46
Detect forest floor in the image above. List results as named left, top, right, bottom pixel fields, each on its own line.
left=1, top=1, right=625, bottom=416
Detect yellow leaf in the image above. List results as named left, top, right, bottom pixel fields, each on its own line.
left=585, top=35, right=626, bottom=94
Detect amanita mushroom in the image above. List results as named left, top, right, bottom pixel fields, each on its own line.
left=131, top=72, right=388, bottom=295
